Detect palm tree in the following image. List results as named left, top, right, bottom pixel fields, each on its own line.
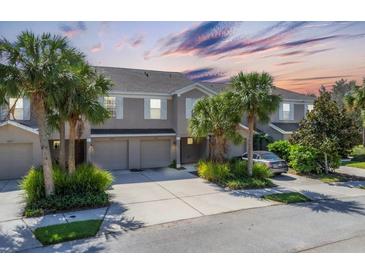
left=345, top=79, right=365, bottom=146
left=65, top=62, right=111, bottom=173
left=0, top=31, right=80, bottom=196
left=189, top=92, right=243, bottom=162
left=231, top=72, right=281, bottom=176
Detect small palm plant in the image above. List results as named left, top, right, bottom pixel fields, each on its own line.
left=189, top=92, right=244, bottom=162
left=231, top=71, right=281, bottom=176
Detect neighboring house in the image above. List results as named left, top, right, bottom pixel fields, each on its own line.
left=0, top=66, right=314, bottom=180
left=256, top=87, right=315, bottom=140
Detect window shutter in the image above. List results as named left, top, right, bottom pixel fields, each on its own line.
left=161, top=99, right=167, bottom=120
left=23, top=97, right=31, bottom=120
left=144, top=98, right=150, bottom=119
left=116, top=96, right=123, bottom=119
left=186, top=98, right=192, bottom=119
left=279, top=103, right=283, bottom=120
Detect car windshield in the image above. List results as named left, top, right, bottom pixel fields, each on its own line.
left=259, top=152, right=281, bottom=160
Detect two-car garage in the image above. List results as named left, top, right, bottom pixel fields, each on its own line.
left=91, top=136, right=173, bottom=171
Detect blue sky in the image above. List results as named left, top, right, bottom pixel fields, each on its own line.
left=1, top=21, right=365, bottom=93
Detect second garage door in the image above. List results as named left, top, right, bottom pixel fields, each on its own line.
left=0, top=143, right=33, bottom=180
left=92, top=140, right=128, bottom=170
left=141, top=140, right=171, bottom=168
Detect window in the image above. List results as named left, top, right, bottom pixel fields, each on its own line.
left=186, top=98, right=198, bottom=119
left=306, top=104, right=314, bottom=113
left=9, top=98, right=23, bottom=120
left=144, top=98, right=167, bottom=120
left=280, top=103, right=293, bottom=120
left=150, top=99, right=161, bottom=119
left=104, top=96, right=116, bottom=118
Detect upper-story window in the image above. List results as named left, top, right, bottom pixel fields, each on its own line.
left=150, top=99, right=161, bottom=119
left=9, top=98, right=24, bottom=120
left=104, top=96, right=116, bottom=118
left=1, top=97, right=30, bottom=121
left=144, top=98, right=167, bottom=120
left=186, top=98, right=199, bottom=119
left=279, top=102, right=294, bottom=121
left=305, top=104, right=314, bottom=113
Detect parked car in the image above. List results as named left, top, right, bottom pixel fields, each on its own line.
left=237, top=151, right=288, bottom=175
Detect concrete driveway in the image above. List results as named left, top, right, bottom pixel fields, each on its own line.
left=103, top=168, right=280, bottom=233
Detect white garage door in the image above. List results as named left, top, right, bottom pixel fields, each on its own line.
left=141, top=140, right=171, bottom=168
left=92, top=140, right=128, bottom=170
left=0, top=143, right=33, bottom=180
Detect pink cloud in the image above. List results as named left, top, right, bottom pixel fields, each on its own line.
left=90, top=43, right=102, bottom=53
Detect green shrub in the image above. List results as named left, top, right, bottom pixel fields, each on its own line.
left=230, top=159, right=248, bottom=178
left=21, top=167, right=46, bottom=203
left=24, top=193, right=109, bottom=217
left=289, top=145, right=320, bottom=174
left=197, top=160, right=231, bottom=183
left=252, top=163, right=273, bottom=179
left=21, top=164, right=113, bottom=216
left=351, top=145, right=365, bottom=161
left=226, top=177, right=275, bottom=190
left=268, top=140, right=291, bottom=162
left=21, top=164, right=113, bottom=203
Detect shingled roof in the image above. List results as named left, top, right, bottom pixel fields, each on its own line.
left=95, top=66, right=315, bottom=101
left=95, top=66, right=194, bottom=94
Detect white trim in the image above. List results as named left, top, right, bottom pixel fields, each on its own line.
left=109, top=90, right=172, bottom=99
left=172, top=83, right=217, bottom=97
left=269, top=123, right=293, bottom=135
left=238, top=123, right=250, bottom=131
left=0, top=120, right=38, bottom=134
left=282, top=98, right=315, bottom=103
left=91, top=133, right=176, bottom=138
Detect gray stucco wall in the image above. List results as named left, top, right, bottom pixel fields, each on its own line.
left=92, top=97, right=174, bottom=130
left=176, top=89, right=208, bottom=137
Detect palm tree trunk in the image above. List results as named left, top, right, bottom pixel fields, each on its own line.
left=68, top=118, right=77, bottom=173
left=362, top=127, right=365, bottom=147
left=32, top=95, right=55, bottom=196
left=216, top=136, right=226, bottom=162
left=59, top=121, right=66, bottom=170
left=247, top=114, right=255, bottom=177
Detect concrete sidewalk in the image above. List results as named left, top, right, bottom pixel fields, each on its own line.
left=337, top=165, right=365, bottom=178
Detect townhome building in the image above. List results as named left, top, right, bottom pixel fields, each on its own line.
left=0, top=66, right=315, bottom=180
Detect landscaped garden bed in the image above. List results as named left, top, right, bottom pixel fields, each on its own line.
left=33, top=219, right=102, bottom=245
left=21, top=164, right=113, bottom=217
left=263, top=192, right=311, bottom=204
left=197, top=159, right=275, bottom=190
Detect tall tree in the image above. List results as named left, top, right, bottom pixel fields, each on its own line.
left=189, top=92, right=244, bottom=162
left=331, top=79, right=357, bottom=109
left=230, top=72, right=281, bottom=176
left=345, top=78, right=365, bottom=146
left=291, top=90, right=360, bottom=173
left=65, top=62, right=111, bottom=173
left=0, top=32, right=79, bottom=196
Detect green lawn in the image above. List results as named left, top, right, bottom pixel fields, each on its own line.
left=263, top=192, right=311, bottom=204
left=343, top=161, right=365, bottom=169
left=359, top=186, right=365, bottom=190
left=33, top=219, right=102, bottom=245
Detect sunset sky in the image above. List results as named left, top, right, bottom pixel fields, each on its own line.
left=1, top=21, right=365, bottom=94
